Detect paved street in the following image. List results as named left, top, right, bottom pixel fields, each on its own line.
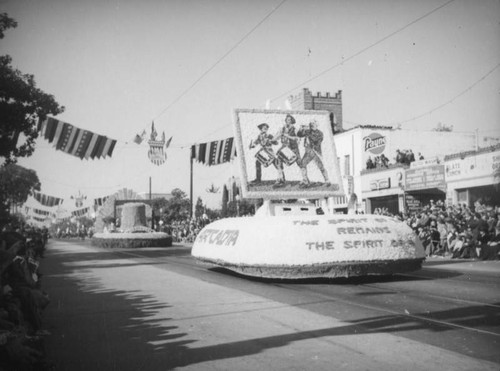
left=41, top=239, right=500, bottom=371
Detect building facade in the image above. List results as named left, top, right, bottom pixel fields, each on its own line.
left=289, top=88, right=343, bottom=133
left=444, top=145, right=500, bottom=206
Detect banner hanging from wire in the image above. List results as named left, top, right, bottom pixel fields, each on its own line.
left=38, top=117, right=117, bottom=160
left=191, top=137, right=236, bottom=166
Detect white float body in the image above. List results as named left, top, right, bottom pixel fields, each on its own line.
left=192, top=214, right=425, bottom=279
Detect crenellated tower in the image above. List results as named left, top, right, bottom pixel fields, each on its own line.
left=288, top=88, right=343, bottom=133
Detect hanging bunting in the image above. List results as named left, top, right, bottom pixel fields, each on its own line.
left=38, top=117, right=117, bottom=160
left=33, top=191, right=64, bottom=207
left=147, top=121, right=172, bottom=166
left=191, top=137, right=236, bottom=166
left=133, top=129, right=147, bottom=144
left=71, top=207, right=90, bottom=217
left=94, top=196, right=110, bottom=207
left=33, top=208, right=50, bottom=216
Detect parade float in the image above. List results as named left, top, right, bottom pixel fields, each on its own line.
left=191, top=109, right=425, bottom=279
left=92, top=202, right=172, bottom=248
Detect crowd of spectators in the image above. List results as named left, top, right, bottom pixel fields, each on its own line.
left=395, top=149, right=422, bottom=165
left=395, top=200, right=500, bottom=260
left=366, top=154, right=390, bottom=169
left=161, top=216, right=213, bottom=243
left=53, top=224, right=93, bottom=240
left=0, top=224, right=51, bottom=370
left=366, top=149, right=425, bottom=170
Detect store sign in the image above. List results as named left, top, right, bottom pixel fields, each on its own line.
left=410, top=156, right=440, bottom=169
left=405, top=194, right=422, bottom=213
left=370, top=178, right=391, bottom=191
left=405, top=165, right=445, bottom=191
left=363, top=132, right=386, bottom=155
left=445, top=150, right=500, bottom=181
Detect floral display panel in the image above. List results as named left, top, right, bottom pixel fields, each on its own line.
left=234, top=109, right=344, bottom=199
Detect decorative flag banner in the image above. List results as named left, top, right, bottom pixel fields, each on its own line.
left=94, top=196, right=110, bottom=207
left=38, top=117, right=117, bottom=160
left=33, top=192, right=64, bottom=207
left=191, top=137, right=236, bottom=166
left=147, top=122, right=172, bottom=166
left=133, top=129, right=147, bottom=144
left=33, top=208, right=50, bottom=216
left=71, top=207, right=90, bottom=217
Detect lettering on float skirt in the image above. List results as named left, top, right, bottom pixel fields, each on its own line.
left=196, top=229, right=239, bottom=246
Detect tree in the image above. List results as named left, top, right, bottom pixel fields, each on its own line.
left=221, top=185, right=228, bottom=217
left=194, top=197, right=205, bottom=219
left=0, top=163, right=40, bottom=223
left=226, top=199, right=254, bottom=217
left=162, top=188, right=191, bottom=223
left=0, top=13, right=64, bottom=164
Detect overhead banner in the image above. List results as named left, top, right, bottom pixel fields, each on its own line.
left=94, top=196, right=110, bottom=207
left=38, top=117, right=117, bottom=160
left=33, top=191, right=64, bottom=207
left=191, top=137, right=236, bottom=166
left=71, top=207, right=90, bottom=217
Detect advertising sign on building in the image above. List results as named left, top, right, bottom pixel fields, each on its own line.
left=405, top=165, right=446, bottom=191
left=405, top=194, right=422, bottom=213
left=445, top=150, right=500, bottom=181
left=410, top=156, right=440, bottom=169
left=369, top=178, right=391, bottom=191
left=363, top=132, right=387, bottom=155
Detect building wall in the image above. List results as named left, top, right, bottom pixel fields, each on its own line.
left=331, top=126, right=498, bottom=211
left=289, top=88, right=343, bottom=132
left=445, top=148, right=500, bottom=205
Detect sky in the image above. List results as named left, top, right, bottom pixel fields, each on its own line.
left=2, top=0, right=499, bottom=210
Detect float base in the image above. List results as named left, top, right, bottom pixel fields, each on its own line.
left=195, top=257, right=425, bottom=279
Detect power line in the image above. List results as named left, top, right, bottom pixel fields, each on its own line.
left=270, top=0, right=457, bottom=102
left=139, top=0, right=457, bottom=148
left=153, top=0, right=288, bottom=121
left=389, top=62, right=500, bottom=126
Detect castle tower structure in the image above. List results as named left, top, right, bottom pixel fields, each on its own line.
left=288, top=88, right=343, bottom=133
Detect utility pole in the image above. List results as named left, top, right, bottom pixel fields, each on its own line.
left=149, top=176, right=153, bottom=230
left=190, top=153, right=193, bottom=218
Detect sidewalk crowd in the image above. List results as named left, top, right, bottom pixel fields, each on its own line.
left=374, top=200, right=500, bottom=260
left=161, top=217, right=213, bottom=243
left=0, top=225, right=51, bottom=370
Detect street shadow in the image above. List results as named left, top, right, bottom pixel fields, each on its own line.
left=42, top=243, right=499, bottom=370
left=423, top=258, right=477, bottom=267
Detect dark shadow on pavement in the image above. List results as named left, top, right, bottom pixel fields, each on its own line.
left=42, top=241, right=499, bottom=370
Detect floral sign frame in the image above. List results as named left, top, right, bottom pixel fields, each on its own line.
left=233, top=108, right=344, bottom=200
